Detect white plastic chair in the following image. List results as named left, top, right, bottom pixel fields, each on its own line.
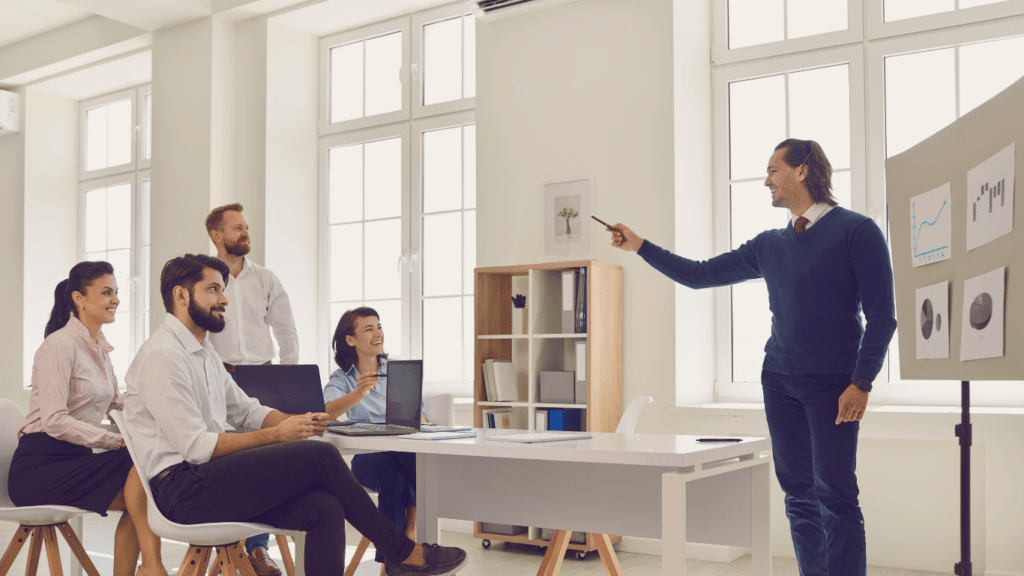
left=0, top=399, right=102, bottom=576
left=109, top=411, right=302, bottom=576
left=543, top=396, right=654, bottom=576
left=343, top=394, right=456, bottom=576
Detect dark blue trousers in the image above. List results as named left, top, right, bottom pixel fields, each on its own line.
left=762, top=370, right=866, bottom=576
left=352, top=452, right=417, bottom=563
left=227, top=370, right=271, bottom=554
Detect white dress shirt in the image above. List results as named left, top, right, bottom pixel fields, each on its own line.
left=207, top=257, right=299, bottom=365
left=790, top=202, right=835, bottom=231
left=123, top=314, right=275, bottom=479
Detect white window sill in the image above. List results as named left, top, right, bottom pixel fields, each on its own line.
left=668, top=402, right=1024, bottom=423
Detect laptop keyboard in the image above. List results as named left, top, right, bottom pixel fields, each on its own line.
left=353, top=423, right=390, bottom=431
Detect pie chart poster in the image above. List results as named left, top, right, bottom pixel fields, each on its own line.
left=887, top=73, right=1024, bottom=380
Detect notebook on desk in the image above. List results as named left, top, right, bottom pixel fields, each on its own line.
left=328, top=359, right=424, bottom=436
left=487, top=432, right=593, bottom=444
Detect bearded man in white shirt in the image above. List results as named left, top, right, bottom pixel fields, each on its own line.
left=204, top=203, right=299, bottom=574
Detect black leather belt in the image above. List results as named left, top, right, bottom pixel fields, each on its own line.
left=151, top=465, right=174, bottom=486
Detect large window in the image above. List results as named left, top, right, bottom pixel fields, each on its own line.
left=319, top=3, right=476, bottom=396
left=712, top=0, right=1024, bottom=405
left=78, top=85, right=152, bottom=386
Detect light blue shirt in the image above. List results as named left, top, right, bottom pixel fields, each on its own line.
left=323, top=357, right=429, bottom=423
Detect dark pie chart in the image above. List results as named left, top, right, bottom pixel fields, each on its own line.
left=970, top=292, right=993, bottom=330
left=920, top=299, right=933, bottom=340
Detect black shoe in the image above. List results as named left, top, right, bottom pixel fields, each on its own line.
left=384, top=543, right=468, bottom=576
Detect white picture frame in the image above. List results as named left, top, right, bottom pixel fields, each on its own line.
left=544, top=176, right=594, bottom=259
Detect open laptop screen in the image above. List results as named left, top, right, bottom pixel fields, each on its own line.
left=385, top=359, right=423, bottom=429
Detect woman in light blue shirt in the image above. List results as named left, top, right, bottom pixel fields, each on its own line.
left=323, top=307, right=428, bottom=556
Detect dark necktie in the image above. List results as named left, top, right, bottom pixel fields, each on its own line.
left=795, top=216, right=809, bottom=234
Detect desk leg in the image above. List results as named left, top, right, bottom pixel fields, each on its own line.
left=293, top=534, right=305, bottom=576
left=662, top=472, right=686, bottom=576
left=69, top=517, right=83, bottom=576
left=416, top=454, right=439, bottom=544
left=751, top=462, right=771, bottom=576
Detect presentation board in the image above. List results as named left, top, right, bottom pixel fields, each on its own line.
left=887, top=75, right=1024, bottom=380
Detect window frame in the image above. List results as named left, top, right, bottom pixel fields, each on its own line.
left=410, top=110, right=477, bottom=395
left=867, top=0, right=1024, bottom=40
left=138, top=85, right=152, bottom=170
left=712, top=0, right=864, bottom=65
left=78, top=87, right=138, bottom=181
left=318, top=18, right=412, bottom=136
left=411, top=3, right=477, bottom=119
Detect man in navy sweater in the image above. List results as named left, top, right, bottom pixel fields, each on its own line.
left=608, top=139, right=896, bottom=576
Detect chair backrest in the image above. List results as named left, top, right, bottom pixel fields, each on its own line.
left=0, top=399, right=26, bottom=507
left=108, top=411, right=168, bottom=527
left=615, top=396, right=653, bottom=434
left=423, top=394, right=455, bottom=426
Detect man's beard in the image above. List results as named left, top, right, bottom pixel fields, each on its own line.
left=189, top=295, right=226, bottom=333
left=224, top=237, right=250, bottom=257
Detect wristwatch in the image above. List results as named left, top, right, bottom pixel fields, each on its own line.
left=851, top=378, right=873, bottom=393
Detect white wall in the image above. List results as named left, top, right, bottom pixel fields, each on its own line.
left=0, top=88, right=27, bottom=412
left=477, top=0, right=678, bottom=423
left=21, top=90, right=80, bottom=393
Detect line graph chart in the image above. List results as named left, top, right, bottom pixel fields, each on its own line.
left=911, top=183, right=952, bottom=268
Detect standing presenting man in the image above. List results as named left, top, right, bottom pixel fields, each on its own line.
left=607, top=139, right=896, bottom=575
left=205, top=203, right=298, bottom=575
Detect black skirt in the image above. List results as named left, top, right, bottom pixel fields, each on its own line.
left=8, top=432, right=134, bottom=516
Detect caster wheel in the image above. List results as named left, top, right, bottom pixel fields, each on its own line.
left=482, top=539, right=491, bottom=549
left=575, top=551, right=587, bottom=561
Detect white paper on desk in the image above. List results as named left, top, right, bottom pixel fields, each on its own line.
left=910, top=183, right=952, bottom=267
left=916, top=281, right=949, bottom=359
left=960, top=267, right=1005, bottom=361
left=966, top=143, right=1015, bottom=251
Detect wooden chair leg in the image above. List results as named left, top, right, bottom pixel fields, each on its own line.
left=0, top=526, right=32, bottom=576
left=41, top=527, right=63, bottom=576
left=343, top=537, right=371, bottom=576
left=178, top=546, right=212, bottom=576
left=274, top=535, right=294, bottom=576
left=537, top=530, right=571, bottom=576
left=23, top=528, right=43, bottom=576
left=227, top=543, right=257, bottom=576
left=593, top=534, right=623, bottom=576
left=55, top=522, right=101, bottom=576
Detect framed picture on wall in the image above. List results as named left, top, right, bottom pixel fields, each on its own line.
left=544, top=177, right=594, bottom=259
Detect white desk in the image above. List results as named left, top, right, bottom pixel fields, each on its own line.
left=319, top=429, right=772, bottom=576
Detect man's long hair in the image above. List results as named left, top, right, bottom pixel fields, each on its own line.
left=775, top=139, right=837, bottom=207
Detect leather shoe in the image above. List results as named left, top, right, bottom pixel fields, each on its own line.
left=248, top=548, right=283, bottom=576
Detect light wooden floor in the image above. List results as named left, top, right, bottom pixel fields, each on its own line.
left=0, top=514, right=950, bottom=576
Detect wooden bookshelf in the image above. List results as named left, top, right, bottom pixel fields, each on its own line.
left=472, top=260, right=623, bottom=557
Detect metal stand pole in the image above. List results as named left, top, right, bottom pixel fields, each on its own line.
left=954, top=380, right=972, bottom=576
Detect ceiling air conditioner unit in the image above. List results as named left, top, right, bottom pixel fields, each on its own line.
left=0, top=89, right=20, bottom=136
left=466, top=0, right=586, bottom=22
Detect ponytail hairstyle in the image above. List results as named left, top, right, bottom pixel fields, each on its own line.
left=45, top=261, right=115, bottom=337
left=332, top=307, right=388, bottom=372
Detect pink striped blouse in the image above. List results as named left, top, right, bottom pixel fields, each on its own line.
left=19, top=316, right=124, bottom=450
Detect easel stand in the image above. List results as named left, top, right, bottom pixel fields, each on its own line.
left=954, top=381, right=972, bottom=576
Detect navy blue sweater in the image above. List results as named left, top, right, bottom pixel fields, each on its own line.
left=639, top=207, right=896, bottom=382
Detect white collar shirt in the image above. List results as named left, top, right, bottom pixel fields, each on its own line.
left=123, top=314, right=274, bottom=479
left=207, top=257, right=299, bottom=365
left=790, top=202, right=835, bottom=231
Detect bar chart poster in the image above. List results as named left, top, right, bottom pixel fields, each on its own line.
left=910, top=183, right=952, bottom=267
left=966, top=142, right=1016, bottom=251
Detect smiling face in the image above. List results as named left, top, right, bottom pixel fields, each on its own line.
left=215, top=210, right=251, bottom=257
left=345, top=315, right=384, bottom=361
left=764, top=147, right=810, bottom=211
left=71, top=273, right=119, bottom=326
left=171, top=267, right=228, bottom=334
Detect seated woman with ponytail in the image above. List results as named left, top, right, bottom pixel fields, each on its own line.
left=9, top=262, right=166, bottom=576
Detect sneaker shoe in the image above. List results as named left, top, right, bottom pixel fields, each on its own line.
left=384, top=543, right=468, bottom=576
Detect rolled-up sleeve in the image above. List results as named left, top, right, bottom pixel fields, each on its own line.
left=135, top=350, right=219, bottom=465
left=323, top=370, right=356, bottom=403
